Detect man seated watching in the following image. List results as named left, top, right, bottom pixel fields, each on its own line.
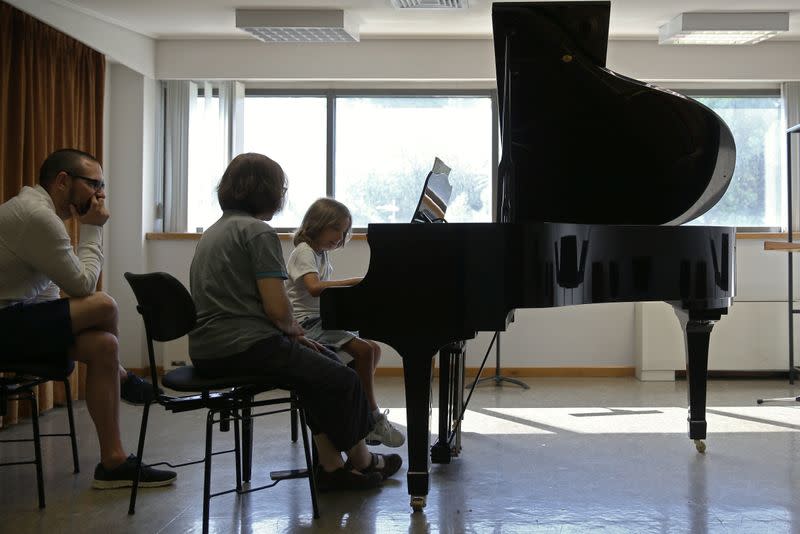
left=0, top=148, right=176, bottom=489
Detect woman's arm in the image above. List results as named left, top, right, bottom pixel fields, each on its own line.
left=300, top=272, right=362, bottom=298
left=257, top=277, right=303, bottom=336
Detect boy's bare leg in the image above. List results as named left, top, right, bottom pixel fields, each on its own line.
left=366, top=340, right=381, bottom=373
left=343, top=338, right=378, bottom=411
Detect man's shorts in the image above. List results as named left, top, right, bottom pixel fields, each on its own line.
left=300, top=316, right=356, bottom=365
left=0, top=298, right=74, bottom=369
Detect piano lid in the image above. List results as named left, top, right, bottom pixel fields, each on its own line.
left=493, top=2, right=736, bottom=226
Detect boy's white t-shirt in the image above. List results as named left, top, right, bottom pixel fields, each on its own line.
left=286, top=241, right=332, bottom=322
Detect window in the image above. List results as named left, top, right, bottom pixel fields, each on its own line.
left=186, top=89, right=496, bottom=231
left=242, top=96, right=327, bottom=229
left=335, top=96, right=493, bottom=227
left=685, top=94, right=783, bottom=229
left=187, top=92, right=224, bottom=233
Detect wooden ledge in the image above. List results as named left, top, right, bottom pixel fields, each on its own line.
left=147, top=232, right=368, bottom=241
left=764, top=241, right=800, bottom=252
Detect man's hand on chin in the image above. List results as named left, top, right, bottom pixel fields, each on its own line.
left=75, top=196, right=110, bottom=227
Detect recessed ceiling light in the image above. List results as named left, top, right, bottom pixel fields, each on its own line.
left=659, top=12, right=789, bottom=45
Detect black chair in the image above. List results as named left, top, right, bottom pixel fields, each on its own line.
left=123, top=272, right=318, bottom=534
left=0, top=360, right=80, bottom=508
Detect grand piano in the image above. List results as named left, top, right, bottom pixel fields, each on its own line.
left=321, top=1, right=736, bottom=511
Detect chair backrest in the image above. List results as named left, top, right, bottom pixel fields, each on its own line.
left=124, top=272, right=197, bottom=342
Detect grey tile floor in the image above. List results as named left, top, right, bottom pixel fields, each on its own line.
left=2, top=376, right=800, bottom=533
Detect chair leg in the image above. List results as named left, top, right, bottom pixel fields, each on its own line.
left=29, top=392, right=45, bottom=509
left=242, top=398, right=253, bottom=483
left=62, top=379, right=80, bottom=473
left=291, top=404, right=298, bottom=443
left=203, top=410, right=215, bottom=534
left=297, top=404, right=319, bottom=519
left=233, top=408, right=242, bottom=492
left=0, top=385, right=7, bottom=417
left=129, top=401, right=151, bottom=515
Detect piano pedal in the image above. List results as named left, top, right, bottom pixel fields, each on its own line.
left=270, top=468, right=309, bottom=481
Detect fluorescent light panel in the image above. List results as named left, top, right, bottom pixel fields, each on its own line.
left=235, top=9, right=359, bottom=43
left=391, top=0, right=469, bottom=8
left=659, top=12, right=789, bottom=45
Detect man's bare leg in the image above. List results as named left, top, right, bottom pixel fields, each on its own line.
left=69, top=292, right=139, bottom=384
left=69, top=293, right=127, bottom=468
left=69, top=330, right=127, bottom=468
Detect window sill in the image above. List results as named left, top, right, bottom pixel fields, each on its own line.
left=736, top=232, right=800, bottom=240
left=145, top=231, right=788, bottom=242
left=145, top=232, right=368, bottom=241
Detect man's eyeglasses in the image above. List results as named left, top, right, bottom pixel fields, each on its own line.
left=67, top=172, right=105, bottom=192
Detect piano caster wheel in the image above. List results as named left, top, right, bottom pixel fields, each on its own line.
left=410, top=496, right=426, bottom=512
left=694, top=439, right=706, bottom=454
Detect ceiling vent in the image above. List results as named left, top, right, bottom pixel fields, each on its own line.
left=390, top=0, right=469, bottom=9
left=235, top=9, right=359, bottom=42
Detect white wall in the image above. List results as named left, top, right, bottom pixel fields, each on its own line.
left=155, top=38, right=800, bottom=82
left=105, top=64, right=159, bottom=369
left=145, top=236, right=798, bottom=374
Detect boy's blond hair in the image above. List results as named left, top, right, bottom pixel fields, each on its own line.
left=294, top=198, right=353, bottom=248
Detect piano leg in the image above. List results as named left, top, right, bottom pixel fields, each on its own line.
left=674, top=308, right=723, bottom=454
left=402, top=353, right=434, bottom=511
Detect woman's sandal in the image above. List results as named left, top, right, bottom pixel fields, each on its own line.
left=347, top=452, right=403, bottom=480
left=314, top=465, right=382, bottom=492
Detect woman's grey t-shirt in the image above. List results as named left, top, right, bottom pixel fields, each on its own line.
left=189, top=211, right=286, bottom=360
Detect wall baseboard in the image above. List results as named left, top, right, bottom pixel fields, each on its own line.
left=132, top=367, right=795, bottom=380
left=675, top=370, right=791, bottom=380
left=130, top=366, right=635, bottom=378
left=382, top=366, right=635, bottom=378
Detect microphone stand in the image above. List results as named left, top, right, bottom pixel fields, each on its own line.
left=466, top=332, right=529, bottom=389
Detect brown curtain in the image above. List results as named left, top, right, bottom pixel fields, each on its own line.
left=0, top=2, right=105, bottom=427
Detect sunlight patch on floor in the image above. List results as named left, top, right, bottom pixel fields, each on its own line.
left=381, top=406, right=800, bottom=434
left=483, top=407, right=800, bottom=434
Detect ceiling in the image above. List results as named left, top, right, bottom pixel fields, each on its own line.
left=53, top=0, right=800, bottom=41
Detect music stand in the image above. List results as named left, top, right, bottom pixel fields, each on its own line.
left=758, top=123, right=800, bottom=403
left=466, top=332, right=529, bottom=389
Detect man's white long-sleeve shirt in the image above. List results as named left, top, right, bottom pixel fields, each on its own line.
left=0, top=185, right=103, bottom=308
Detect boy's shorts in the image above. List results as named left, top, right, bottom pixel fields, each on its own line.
left=0, top=298, right=74, bottom=370
left=300, top=316, right=356, bottom=365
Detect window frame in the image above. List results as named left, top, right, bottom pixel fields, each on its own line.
left=668, top=87, right=784, bottom=232
left=180, top=85, right=783, bottom=233
left=239, top=88, right=499, bottom=232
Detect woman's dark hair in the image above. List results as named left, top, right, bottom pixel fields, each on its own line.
left=293, top=197, right=352, bottom=248
left=217, top=153, right=287, bottom=215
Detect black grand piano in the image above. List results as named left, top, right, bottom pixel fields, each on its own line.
left=321, top=1, right=736, bottom=511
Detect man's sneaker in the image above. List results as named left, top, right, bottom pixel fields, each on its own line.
left=92, top=454, right=177, bottom=489
left=365, top=409, right=405, bottom=448
left=121, top=371, right=162, bottom=405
